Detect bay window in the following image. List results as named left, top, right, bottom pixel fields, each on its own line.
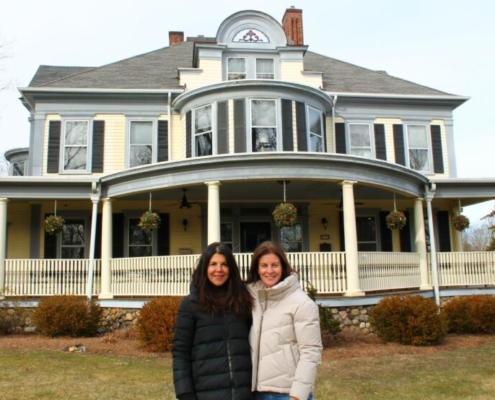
left=308, top=107, right=324, bottom=152
left=251, top=99, right=277, bottom=152
left=194, top=105, right=213, bottom=156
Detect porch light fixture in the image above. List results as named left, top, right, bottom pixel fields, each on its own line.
left=321, top=217, right=328, bottom=230
left=182, top=218, right=188, bottom=232
left=179, top=189, right=192, bottom=209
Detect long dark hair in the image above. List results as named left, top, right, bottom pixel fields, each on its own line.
left=246, top=241, right=297, bottom=284
left=192, top=242, right=253, bottom=316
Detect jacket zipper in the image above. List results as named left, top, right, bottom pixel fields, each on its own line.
left=224, top=310, right=235, bottom=398
left=255, top=289, right=267, bottom=391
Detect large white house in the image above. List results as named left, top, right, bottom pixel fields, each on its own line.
left=1, top=7, right=494, bottom=301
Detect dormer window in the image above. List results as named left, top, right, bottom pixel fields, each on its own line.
left=256, top=59, right=274, bottom=79
left=228, top=58, right=246, bottom=80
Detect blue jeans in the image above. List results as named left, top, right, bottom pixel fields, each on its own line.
left=254, top=393, right=314, bottom=400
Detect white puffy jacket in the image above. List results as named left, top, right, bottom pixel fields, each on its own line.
left=248, top=274, right=322, bottom=400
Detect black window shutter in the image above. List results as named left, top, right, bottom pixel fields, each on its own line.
left=47, top=121, right=61, bottom=173
left=234, top=99, right=246, bottom=153
left=281, top=99, right=294, bottom=151
left=186, top=111, right=192, bottom=158
left=157, top=213, right=170, bottom=256
left=379, top=211, right=393, bottom=251
left=296, top=101, right=307, bottom=151
left=158, top=120, right=169, bottom=162
left=338, top=212, right=345, bottom=251
left=217, top=101, right=229, bottom=154
left=430, top=125, right=444, bottom=173
left=335, top=123, right=346, bottom=154
left=399, top=211, right=412, bottom=252
left=374, top=124, right=387, bottom=161
left=112, top=213, right=125, bottom=258
left=92, top=120, right=105, bottom=173
left=44, top=214, right=57, bottom=258
left=393, top=124, right=406, bottom=166
left=437, top=211, right=451, bottom=252
left=94, top=214, right=102, bottom=259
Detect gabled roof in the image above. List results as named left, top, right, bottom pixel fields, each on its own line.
left=26, top=40, right=456, bottom=97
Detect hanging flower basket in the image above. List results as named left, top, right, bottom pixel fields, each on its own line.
left=44, top=215, right=65, bottom=235
left=273, top=203, right=298, bottom=228
left=386, top=210, right=407, bottom=230
left=138, top=211, right=161, bottom=231
left=453, top=214, right=470, bottom=231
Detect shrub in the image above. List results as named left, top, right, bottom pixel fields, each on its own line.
left=136, top=296, right=183, bottom=352
left=0, top=298, right=26, bottom=335
left=32, top=295, right=102, bottom=337
left=370, top=295, right=447, bottom=346
left=443, top=295, right=495, bottom=334
left=306, top=283, right=341, bottom=341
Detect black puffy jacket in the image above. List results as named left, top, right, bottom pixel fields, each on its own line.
left=172, top=289, right=252, bottom=400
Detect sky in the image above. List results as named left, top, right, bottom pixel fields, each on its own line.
left=0, top=0, right=494, bottom=224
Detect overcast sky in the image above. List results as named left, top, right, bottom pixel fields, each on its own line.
left=0, top=0, right=494, bottom=223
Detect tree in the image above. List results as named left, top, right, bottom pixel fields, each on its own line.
left=482, top=208, right=495, bottom=251
left=0, top=156, right=9, bottom=176
left=462, top=220, right=493, bottom=251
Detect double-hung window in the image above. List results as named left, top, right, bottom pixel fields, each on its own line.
left=64, top=120, right=89, bottom=171
left=280, top=223, right=302, bottom=252
left=251, top=99, right=277, bottom=152
left=407, top=125, right=431, bottom=171
left=128, top=218, right=152, bottom=257
left=194, top=105, right=213, bottom=156
left=129, top=121, right=153, bottom=168
left=356, top=216, right=377, bottom=251
left=308, top=107, right=324, bottom=152
left=349, top=123, right=372, bottom=158
left=227, top=57, right=246, bottom=80
left=61, top=219, right=86, bottom=259
left=256, top=58, right=274, bottom=79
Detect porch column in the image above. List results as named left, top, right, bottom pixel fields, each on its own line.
left=87, top=194, right=100, bottom=299
left=414, top=198, right=431, bottom=290
left=0, top=198, right=8, bottom=295
left=340, top=181, right=364, bottom=297
left=205, top=181, right=222, bottom=244
left=453, top=207, right=463, bottom=251
left=99, top=198, right=113, bottom=299
left=425, top=185, right=440, bottom=305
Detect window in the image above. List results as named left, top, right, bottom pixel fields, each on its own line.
left=280, top=223, right=302, bottom=252
left=308, top=107, right=324, bottom=152
left=227, top=57, right=246, bottom=80
left=194, top=105, right=213, bottom=156
left=356, top=216, right=377, bottom=251
left=349, top=124, right=372, bottom=158
left=64, top=121, right=88, bottom=171
left=251, top=99, right=277, bottom=152
left=407, top=125, right=431, bottom=171
left=11, top=161, right=26, bottom=176
left=128, top=218, right=152, bottom=257
left=129, top=121, right=153, bottom=167
left=61, top=219, right=86, bottom=259
left=256, top=58, right=274, bottom=79
left=221, top=222, right=233, bottom=250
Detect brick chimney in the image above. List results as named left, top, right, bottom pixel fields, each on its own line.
left=282, top=7, right=304, bottom=46
left=169, top=31, right=184, bottom=46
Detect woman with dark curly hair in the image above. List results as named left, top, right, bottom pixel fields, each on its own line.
left=173, top=242, right=254, bottom=400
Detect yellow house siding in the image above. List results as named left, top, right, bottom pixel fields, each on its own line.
left=180, top=59, right=222, bottom=90
left=375, top=118, right=402, bottom=164
left=325, top=116, right=334, bottom=153
left=94, top=114, right=126, bottom=174
left=280, top=61, right=322, bottom=88
left=171, top=113, right=186, bottom=161
left=7, top=204, right=32, bottom=258
left=308, top=202, right=341, bottom=252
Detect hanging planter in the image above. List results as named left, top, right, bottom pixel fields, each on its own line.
left=453, top=214, right=470, bottom=231
left=44, top=214, right=65, bottom=235
left=138, top=193, right=161, bottom=231
left=272, top=181, right=297, bottom=227
left=273, top=202, right=298, bottom=227
left=386, top=210, right=407, bottom=230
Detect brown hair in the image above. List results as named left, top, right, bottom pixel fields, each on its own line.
left=246, top=241, right=297, bottom=284
left=192, top=242, right=253, bottom=316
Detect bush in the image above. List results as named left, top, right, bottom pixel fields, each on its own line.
left=136, top=296, right=183, bottom=352
left=306, top=283, right=341, bottom=339
left=32, top=295, right=102, bottom=337
left=0, top=298, right=26, bottom=335
left=443, top=295, right=495, bottom=334
left=370, top=295, right=447, bottom=346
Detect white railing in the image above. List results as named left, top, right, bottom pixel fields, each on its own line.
left=358, top=252, right=421, bottom=292
left=4, top=259, right=101, bottom=296
left=434, top=252, right=495, bottom=287
left=4, top=251, right=495, bottom=298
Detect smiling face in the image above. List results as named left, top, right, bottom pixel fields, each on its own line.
left=206, top=253, right=230, bottom=286
left=258, top=252, right=283, bottom=288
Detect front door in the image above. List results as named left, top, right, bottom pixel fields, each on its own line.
left=240, top=222, right=271, bottom=252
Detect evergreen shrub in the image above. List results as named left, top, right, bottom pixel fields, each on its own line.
left=0, top=298, right=26, bottom=335
left=32, top=295, right=102, bottom=337
left=306, top=283, right=341, bottom=346
left=370, top=295, right=447, bottom=346
left=443, top=295, right=495, bottom=334
left=136, top=296, right=183, bottom=352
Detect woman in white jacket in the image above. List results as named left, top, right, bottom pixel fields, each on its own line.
left=247, top=241, right=322, bottom=400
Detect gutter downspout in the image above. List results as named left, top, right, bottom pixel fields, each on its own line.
left=87, top=181, right=101, bottom=299
left=425, top=183, right=440, bottom=306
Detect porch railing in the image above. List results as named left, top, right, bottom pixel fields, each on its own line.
left=3, top=251, right=495, bottom=298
